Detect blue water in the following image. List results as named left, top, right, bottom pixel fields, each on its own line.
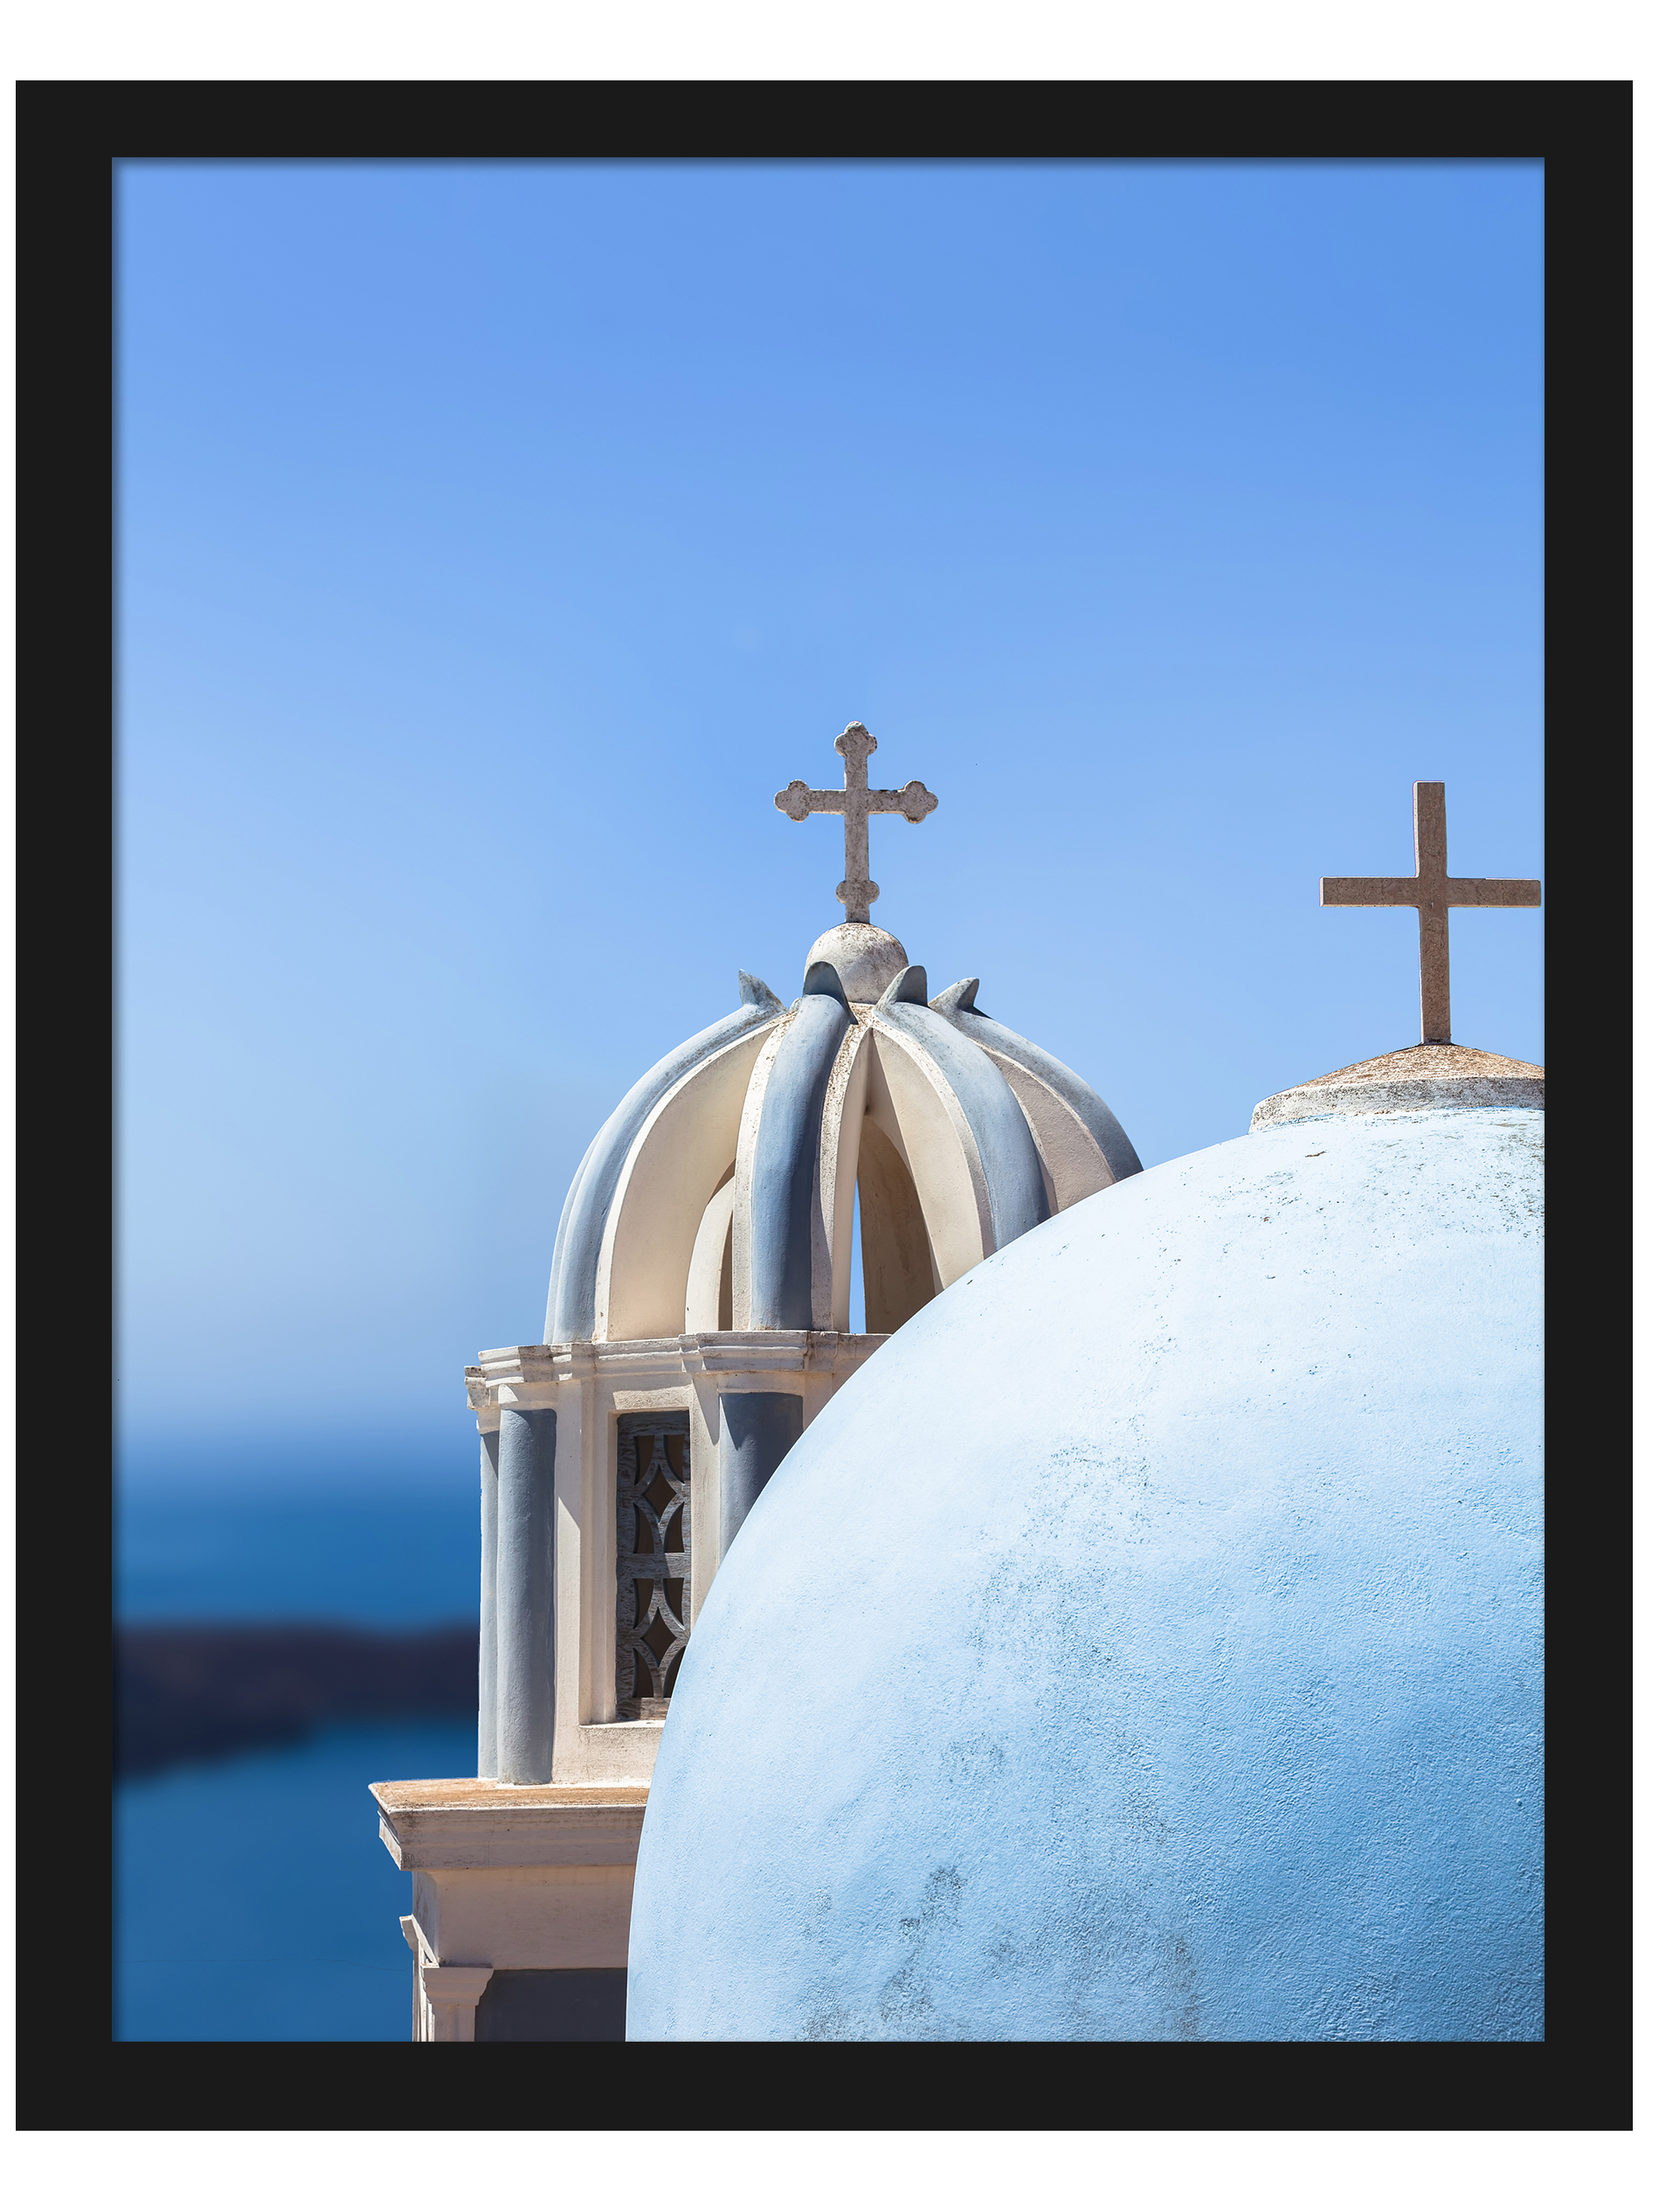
left=118, top=1484, right=480, bottom=1625
left=117, top=1716, right=478, bottom=2040
left=115, top=1485, right=483, bottom=2041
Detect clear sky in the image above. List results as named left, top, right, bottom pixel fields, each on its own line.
left=117, top=159, right=1543, bottom=1490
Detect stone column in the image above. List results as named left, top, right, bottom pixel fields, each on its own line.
left=477, top=1427, right=501, bottom=1780
left=495, top=1407, right=556, bottom=1785
left=419, top=1964, right=494, bottom=2042
left=718, top=1393, right=803, bottom=1559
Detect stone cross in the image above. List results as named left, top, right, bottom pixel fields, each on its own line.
left=775, top=722, right=938, bottom=923
left=1321, top=781, right=1540, bottom=1045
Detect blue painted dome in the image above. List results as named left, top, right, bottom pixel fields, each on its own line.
left=543, top=922, right=1141, bottom=1346
left=627, top=1062, right=1544, bottom=2040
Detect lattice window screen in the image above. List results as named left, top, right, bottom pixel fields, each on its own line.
left=615, top=1413, right=691, bottom=1720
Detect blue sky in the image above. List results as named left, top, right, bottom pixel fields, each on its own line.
left=118, top=159, right=1543, bottom=1488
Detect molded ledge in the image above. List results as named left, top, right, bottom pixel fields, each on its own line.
left=372, top=1779, right=650, bottom=1871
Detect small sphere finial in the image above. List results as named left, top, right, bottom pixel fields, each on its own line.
left=803, top=923, right=909, bottom=1006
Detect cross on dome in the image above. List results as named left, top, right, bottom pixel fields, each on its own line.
left=775, top=722, right=938, bottom=923
left=1321, top=782, right=1540, bottom=1045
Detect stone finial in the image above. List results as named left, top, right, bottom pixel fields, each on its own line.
left=775, top=721, right=938, bottom=923
left=1320, top=783, right=1540, bottom=1045
left=802, top=922, right=909, bottom=1006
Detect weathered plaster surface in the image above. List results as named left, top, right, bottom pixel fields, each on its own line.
left=627, top=1107, right=1545, bottom=2041
left=1252, top=1042, right=1544, bottom=1130
left=805, top=921, right=909, bottom=1006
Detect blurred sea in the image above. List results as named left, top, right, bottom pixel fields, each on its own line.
left=115, top=1484, right=481, bottom=2042
left=117, top=1715, right=477, bottom=2040
left=118, top=1484, right=481, bottom=1626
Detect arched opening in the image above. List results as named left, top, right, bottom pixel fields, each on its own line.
left=685, top=1167, right=736, bottom=1332
left=855, top=1119, right=937, bottom=1334
left=594, top=1025, right=771, bottom=1341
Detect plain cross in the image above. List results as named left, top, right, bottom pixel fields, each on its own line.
left=1320, top=782, right=1540, bottom=1045
left=776, top=722, right=938, bottom=923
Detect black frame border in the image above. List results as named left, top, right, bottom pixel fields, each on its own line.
left=24, top=75, right=1628, bottom=2133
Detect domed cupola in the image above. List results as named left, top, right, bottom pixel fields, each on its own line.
left=543, top=726, right=1140, bottom=1349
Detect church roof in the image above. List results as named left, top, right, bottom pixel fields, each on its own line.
left=543, top=918, right=1141, bottom=1346
left=626, top=1093, right=1545, bottom=2042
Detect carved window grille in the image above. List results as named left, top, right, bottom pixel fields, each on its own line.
left=616, top=1413, right=691, bottom=1720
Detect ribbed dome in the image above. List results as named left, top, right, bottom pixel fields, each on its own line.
left=626, top=1098, right=1545, bottom=2042
left=543, top=950, right=1142, bottom=1346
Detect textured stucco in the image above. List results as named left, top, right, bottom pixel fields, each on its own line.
left=1251, top=1042, right=1545, bottom=1130
left=805, top=921, right=910, bottom=1006
left=627, top=1107, right=1544, bottom=2041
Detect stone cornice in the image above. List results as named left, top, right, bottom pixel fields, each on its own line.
left=372, top=1778, right=650, bottom=1871
left=466, top=1330, right=889, bottom=1417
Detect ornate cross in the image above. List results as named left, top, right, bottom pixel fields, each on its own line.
left=775, top=722, right=938, bottom=923
left=1321, top=782, right=1540, bottom=1045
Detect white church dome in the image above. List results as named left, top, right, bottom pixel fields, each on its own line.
left=543, top=936, right=1142, bottom=1346
left=626, top=1050, right=1544, bottom=2040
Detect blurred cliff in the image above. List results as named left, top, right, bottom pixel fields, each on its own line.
left=116, top=1622, right=479, bottom=1778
